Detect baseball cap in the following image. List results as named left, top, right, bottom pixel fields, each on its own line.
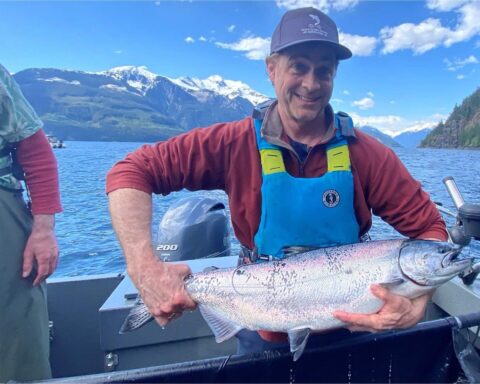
left=270, top=7, right=352, bottom=60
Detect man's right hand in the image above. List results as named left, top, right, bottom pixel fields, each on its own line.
left=129, top=256, right=197, bottom=327
left=108, top=189, right=197, bottom=326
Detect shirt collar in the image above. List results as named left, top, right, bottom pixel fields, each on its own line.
left=260, top=101, right=355, bottom=148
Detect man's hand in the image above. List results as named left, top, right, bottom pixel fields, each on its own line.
left=108, top=188, right=197, bottom=327
left=333, top=284, right=431, bottom=332
left=22, top=214, right=59, bottom=286
left=129, top=257, right=197, bottom=327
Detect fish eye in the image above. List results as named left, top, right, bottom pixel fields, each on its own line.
left=438, top=246, right=450, bottom=254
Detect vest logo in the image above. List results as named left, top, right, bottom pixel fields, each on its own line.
left=322, top=189, right=340, bottom=208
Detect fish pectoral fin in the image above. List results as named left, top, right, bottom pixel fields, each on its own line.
left=288, top=328, right=311, bottom=361
left=119, top=299, right=153, bottom=334
left=282, top=246, right=318, bottom=257
left=199, top=304, right=242, bottom=343
left=379, top=278, right=405, bottom=289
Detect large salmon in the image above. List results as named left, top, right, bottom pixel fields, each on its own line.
left=121, top=239, right=473, bottom=360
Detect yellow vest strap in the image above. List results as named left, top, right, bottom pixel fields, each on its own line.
left=260, top=149, right=286, bottom=175
left=327, top=144, right=351, bottom=172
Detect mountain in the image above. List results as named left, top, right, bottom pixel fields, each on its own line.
left=393, top=128, right=432, bottom=148
left=421, top=87, right=480, bottom=148
left=358, top=126, right=402, bottom=148
left=14, top=66, right=270, bottom=142
left=168, top=74, right=268, bottom=106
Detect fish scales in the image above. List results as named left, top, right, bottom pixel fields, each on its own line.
left=186, top=240, right=405, bottom=331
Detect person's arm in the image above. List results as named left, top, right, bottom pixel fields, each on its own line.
left=16, top=129, right=62, bottom=285
left=106, top=121, right=249, bottom=325
left=108, top=188, right=196, bottom=326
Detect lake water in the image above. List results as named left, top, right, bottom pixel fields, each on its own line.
left=52, top=141, right=480, bottom=277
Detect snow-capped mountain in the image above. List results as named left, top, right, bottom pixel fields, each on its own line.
left=169, top=74, right=270, bottom=106
left=98, top=66, right=159, bottom=96
left=14, top=66, right=271, bottom=142
left=91, top=66, right=269, bottom=105
left=393, top=128, right=433, bottom=148
left=358, top=126, right=402, bottom=147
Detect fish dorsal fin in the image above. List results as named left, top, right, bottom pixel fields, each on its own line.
left=203, top=266, right=220, bottom=273
left=288, top=328, right=311, bottom=361
left=199, top=304, right=243, bottom=343
left=119, top=298, right=153, bottom=333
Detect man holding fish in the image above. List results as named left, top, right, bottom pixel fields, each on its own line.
left=106, top=7, right=451, bottom=356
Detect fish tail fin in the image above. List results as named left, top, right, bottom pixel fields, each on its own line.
left=119, top=299, right=154, bottom=334
left=288, top=328, right=311, bottom=361
left=199, top=304, right=242, bottom=343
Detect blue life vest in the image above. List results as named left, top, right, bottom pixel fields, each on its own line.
left=253, top=114, right=360, bottom=257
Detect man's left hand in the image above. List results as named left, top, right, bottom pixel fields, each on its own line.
left=333, top=284, right=431, bottom=332
left=22, top=214, right=59, bottom=286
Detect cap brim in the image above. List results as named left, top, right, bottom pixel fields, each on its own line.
left=272, top=39, right=352, bottom=60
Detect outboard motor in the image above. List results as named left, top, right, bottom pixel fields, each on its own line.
left=155, top=196, right=230, bottom=262
left=442, top=177, right=480, bottom=285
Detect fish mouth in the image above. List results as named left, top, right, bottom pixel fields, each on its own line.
left=441, top=246, right=472, bottom=272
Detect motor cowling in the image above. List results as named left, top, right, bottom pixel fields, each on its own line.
left=155, top=196, right=231, bottom=262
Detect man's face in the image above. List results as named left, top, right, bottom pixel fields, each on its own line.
left=267, top=43, right=337, bottom=128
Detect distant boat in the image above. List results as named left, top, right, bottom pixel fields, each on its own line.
left=47, top=134, right=66, bottom=149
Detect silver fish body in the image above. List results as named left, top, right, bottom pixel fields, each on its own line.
left=186, top=239, right=466, bottom=332
left=121, top=239, right=471, bottom=360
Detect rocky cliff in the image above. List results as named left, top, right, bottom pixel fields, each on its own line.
left=421, top=87, right=480, bottom=148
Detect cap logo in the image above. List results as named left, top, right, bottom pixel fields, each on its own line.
left=302, top=14, right=328, bottom=37
left=309, top=14, right=320, bottom=27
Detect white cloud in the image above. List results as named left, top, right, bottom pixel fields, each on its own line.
left=350, top=112, right=446, bottom=135
left=228, top=25, right=236, bottom=33
left=367, top=91, right=374, bottom=98
left=352, top=97, right=375, bottom=110
left=389, top=100, right=395, bottom=105
left=154, top=1, right=161, bottom=5
left=380, top=18, right=450, bottom=55
left=185, top=37, right=195, bottom=44
left=444, top=2, right=480, bottom=46
left=199, top=36, right=207, bottom=42
left=215, top=36, right=271, bottom=60
left=391, top=117, right=446, bottom=135
left=457, top=74, right=466, bottom=79
left=380, top=1, right=480, bottom=55
left=114, top=50, right=123, bottom=54
left=343, top=90, right=350, bottom=95
left=331, top=98, right=344, bottom=104
left=349, top=112, right=402, bottom=132
left=426, top=0, right=470, bottom=12
left=275, top=0, right=358, bottom=13
left=339, top=32, right=377, bottom=56
left=444, top=55, right=478, bottom=71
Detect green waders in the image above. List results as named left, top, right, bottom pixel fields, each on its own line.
left=0, top=188, right=51, bottom=382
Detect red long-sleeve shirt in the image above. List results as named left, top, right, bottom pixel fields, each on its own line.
left=106, top=116, right=447, bottom=245
left=16, top=129, right=62, bottom=215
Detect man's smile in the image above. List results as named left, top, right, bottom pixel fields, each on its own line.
left=295, top=93, right=322, bottom=103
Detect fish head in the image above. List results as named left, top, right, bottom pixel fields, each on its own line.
left=398, top=240, right=472, bottom=287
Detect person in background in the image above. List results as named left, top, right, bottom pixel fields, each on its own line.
left=0, top=64, right=62, bottom=381
left=106, top=7, right=447, bottom=354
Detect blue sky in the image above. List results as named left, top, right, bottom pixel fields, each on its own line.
left=1, top=0, right=479, bottom=134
